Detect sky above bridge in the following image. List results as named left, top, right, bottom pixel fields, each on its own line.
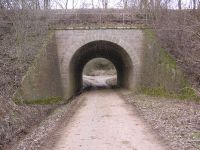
left=51, top=0, right=191, bottom=9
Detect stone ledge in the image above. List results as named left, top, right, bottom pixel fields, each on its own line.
left=51, top=26, right=151, bottom=30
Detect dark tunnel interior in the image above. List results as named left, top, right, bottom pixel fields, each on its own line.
left=69, top=40, right=133, bottom=94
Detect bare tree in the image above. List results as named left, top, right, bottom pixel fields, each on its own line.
left=55, top=0, right=66, bottom=9
left=72, top=0, right=75, bottom=9
left=36, top=0, right=40, bottom=9
left=129, top=0, right=139, bottom=8
left=91, top=0, right=94, bottom=8
left=30, top=0, right=40, bottom=9
left=199, top=0, right=200, bottom=9
left=122, top=0, right=128, bottom=9
left=66, top=0, right=68, bottom=9
left=105, top=0, right=108, bottom=9
left=0, top=0, right=4, bottom=9
left=81, top=0, right=91, bottom=8
left=178, top=0, right=182, bottom=10
left=100, top=0, right=108, bottom=9
left=44, top=0, right=50, bottom=9
left=155, top=0, right=161, bottom=9
left=150, top=0, right=155, bottom=9
left=21, top=0, right=26, bottom=9
left=140, top=0, right=148, bottom=10
left=193, top=0, right=196, bottom=9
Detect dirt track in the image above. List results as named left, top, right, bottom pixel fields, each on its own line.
left=44, top=89, right=166, bottom=150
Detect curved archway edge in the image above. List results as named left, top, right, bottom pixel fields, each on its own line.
left=56, top=30, right=144, bottom=99
left=70, top=40, right=133, bottom=94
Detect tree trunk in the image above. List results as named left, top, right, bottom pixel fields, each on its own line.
left=140, top=0, right=148, bottom=10
left=44, top=0, right=47, bottom=9
left=72, top=0, right=74, bottom=9
left=150, top=0, right=155, bottom=9
left=44, top=0, right=50, bottom=9
left=0, top=0, right=3, bottom=9
left=193, top=0, right=196, bottom=10
left=155, top=0, right=161, bottom=9
left=66, top=0, right=68, bottom=9
left=92, top=0, right=94, bottom=8
left=21, top=0, right=25, bottom=9
left=198, top=0, right=200, bottom=9
left=123, top=0, right=128, bottom=9
left=105, top=0, right=108, bottom=9
left=35, top=0, right=40, bottom=9
left=178, top=0, right=182, bottom=10
left=5, top=0, right=11, bottom=9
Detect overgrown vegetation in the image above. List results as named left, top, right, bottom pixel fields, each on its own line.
left=140, top=86, right=199, bottom=100
left=153, top=10, right=200, bottom=94
left=139, top=29, right=199, bottom=100
left=0, top=5, right=51, bottom=150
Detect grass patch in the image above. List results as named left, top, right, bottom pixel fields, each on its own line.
left=191, top=132, right=200, bottom=140
left=15, top=96, right=63, bottom=105
left=180, top=87, right=199, bottom=100
left=138, top=87, right=199, bottom=100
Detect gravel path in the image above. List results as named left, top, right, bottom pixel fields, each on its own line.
left=42, top=90, right=167, bottom=150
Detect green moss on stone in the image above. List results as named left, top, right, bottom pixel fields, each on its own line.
left=140, top=29, right=199, bottom=100
left=143, top=29, right=155, bottom=40
left=160, top=48, right=177, bottom=69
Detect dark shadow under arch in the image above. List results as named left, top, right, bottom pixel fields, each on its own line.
left=69, top=40, right=133, bottom=94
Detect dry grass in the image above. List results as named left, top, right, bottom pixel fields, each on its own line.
left=0, top=11, right=51, bottom=149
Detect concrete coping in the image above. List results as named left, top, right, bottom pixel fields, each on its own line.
left=51, top=26, right=151, bottom=30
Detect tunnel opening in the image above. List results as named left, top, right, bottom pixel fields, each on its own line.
left=82, top=58, right=117, bottom=90
left=69, top=40, right=133, bottom=95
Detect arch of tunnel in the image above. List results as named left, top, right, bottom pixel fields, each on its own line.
left=57, top=30, right=143, bottom=99
left=14, top=29, right=144, bottom=102
left=70, top=40, right=133, bottom=93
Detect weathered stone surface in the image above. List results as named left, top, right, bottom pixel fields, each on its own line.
left=14, top=34, right=63, bottom=103
left=15, top=29, right=191, bottom=104
left=14, top=29, right=144, bottom=102
left=55, top=29, right=144, bottom=99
